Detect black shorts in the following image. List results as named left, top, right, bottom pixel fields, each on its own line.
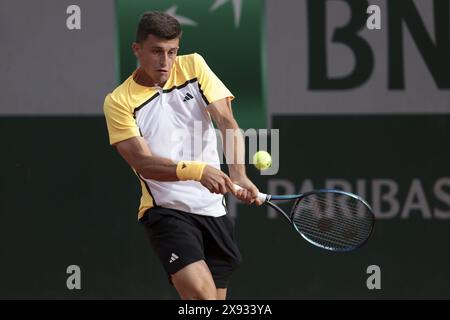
left=140, top=206, right=242, bottom=289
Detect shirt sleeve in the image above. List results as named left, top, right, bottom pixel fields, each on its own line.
left=103, top=94, right=141, bottom=145
left=194, top=53, right=235, bottom=106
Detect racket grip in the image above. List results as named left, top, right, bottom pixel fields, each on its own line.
left=233, top=184, right=268, bottom=202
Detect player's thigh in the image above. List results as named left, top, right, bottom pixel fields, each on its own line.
left=142, top=208, right=205, bottom=275
left=203, top=214, right=242, bottom=289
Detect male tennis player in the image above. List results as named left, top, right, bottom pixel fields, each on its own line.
left=104, top=11, right=262, bottom=300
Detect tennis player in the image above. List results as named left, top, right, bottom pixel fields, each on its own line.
left=104, top=11, right=262, bottom=300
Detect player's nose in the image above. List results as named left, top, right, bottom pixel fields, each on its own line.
left=159, top=52, right=169, bottom=67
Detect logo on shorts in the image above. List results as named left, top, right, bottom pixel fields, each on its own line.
left=169, top=253, right=179, bottom=263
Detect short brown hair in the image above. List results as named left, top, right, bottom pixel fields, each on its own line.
left=136, top=11, right=182, bottom=43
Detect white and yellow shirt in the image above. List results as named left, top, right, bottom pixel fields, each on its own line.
left=104, top=53, right=234, bottom=219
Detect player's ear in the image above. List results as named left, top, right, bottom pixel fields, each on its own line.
left=131, top=42, right=141, bottom=58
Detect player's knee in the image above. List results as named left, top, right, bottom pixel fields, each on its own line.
left=186, top=282, right=217, bottom=300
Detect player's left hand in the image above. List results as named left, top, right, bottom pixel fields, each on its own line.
left=231, top=176, right=263, bottom=206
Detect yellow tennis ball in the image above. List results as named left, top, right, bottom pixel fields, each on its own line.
left=253, top=151, right=272, bottom=170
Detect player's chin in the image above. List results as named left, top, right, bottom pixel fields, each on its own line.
left=159, top=71, right=170, bottom=79
left=151, top=72, right=167, bottom=84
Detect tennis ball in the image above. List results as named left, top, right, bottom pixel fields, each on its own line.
left=253, top=151, right=272, bottom=170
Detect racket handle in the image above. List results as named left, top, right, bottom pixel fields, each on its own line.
left=233, top=184, right=268, bottom=202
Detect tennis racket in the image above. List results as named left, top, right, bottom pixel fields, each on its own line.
left=234, top=184, right=374, bottom=252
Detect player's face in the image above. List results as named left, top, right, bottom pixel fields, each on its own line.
left=133, top=34, right=179, bottom=86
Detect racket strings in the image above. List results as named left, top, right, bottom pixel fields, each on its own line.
left=296, top=221, right=370, bottom=248
left=297, top=205, right=372, bottom=231
left=302, top=196, right=369, bottom=220
left=292, top=192, right=373, bottom=251
left=297, top=196, right=372, bottom=230
left=297, top=220, right=371, bottom=243
left=295, top=213, right=369, bottom=243
left=301, top=197, right=372, bottom=238
left=296, top=225, right=362, bottom=247
left=295, top=215, right=371, bottom=240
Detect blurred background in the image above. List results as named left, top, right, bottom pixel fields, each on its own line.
left=0, top=0, right=449, bottom=299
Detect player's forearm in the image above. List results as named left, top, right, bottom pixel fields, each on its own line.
left=135, top=155, right=178, bottom=181
left=137, top=155, right=207, bottom=183
left=116, top=138, right=207, bottom=182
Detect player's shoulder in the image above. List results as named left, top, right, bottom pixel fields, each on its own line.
left=176, top=52, right=203, bottom=64
left=109, top=75, right=132, bottom=99
left=175, top=53, right=209, bottom=74
left=103, top=76, right=132, bottom=114
left=105, top=75, right=135, bottom=106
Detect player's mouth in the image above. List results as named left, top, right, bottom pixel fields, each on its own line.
left=156, top=69, right=168, bottom=74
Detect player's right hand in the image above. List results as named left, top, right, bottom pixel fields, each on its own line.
left=200, top=165, right=236, bottom=195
